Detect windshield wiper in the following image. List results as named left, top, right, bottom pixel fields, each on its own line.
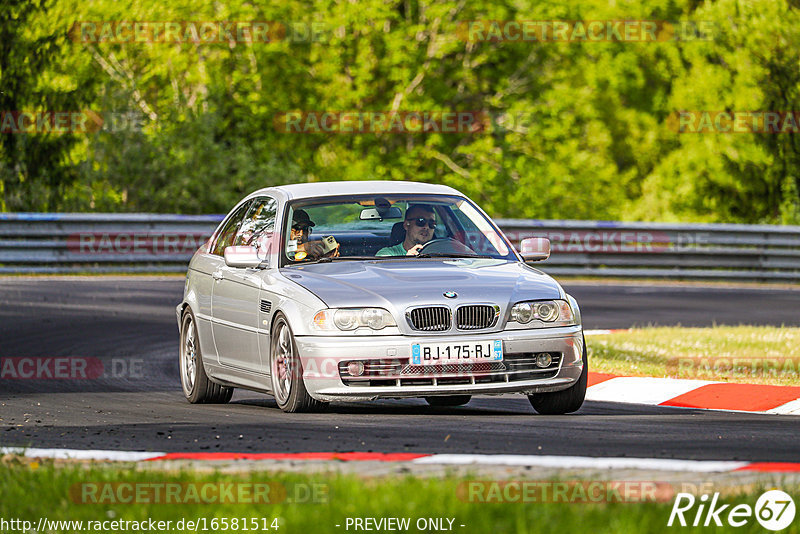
left=415, top=252, right=495, bottom=259
left=329, top=256, right=396, bottom=261
left=296, top=256, right=333, bottom=264
left=299, top=255, right=395, bottom=264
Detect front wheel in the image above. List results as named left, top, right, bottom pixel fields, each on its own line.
left=180, top=309, right=233, bottom=404
left=528, top=338, right=587, bottom=415
left=270, top=313, right=327, bottom=413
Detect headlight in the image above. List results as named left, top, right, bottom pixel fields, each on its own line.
left=333, top=309, right=360, bottom=330
left=313, top=308, right=396, bottom=331
left=535, top=301, right=558, bottom=321
left=510, top=302, right=533, bottom=323
left=509, top=299, right=575, bottom=327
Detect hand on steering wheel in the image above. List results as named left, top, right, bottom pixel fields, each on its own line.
left=406, top=244, right=424, bottom=256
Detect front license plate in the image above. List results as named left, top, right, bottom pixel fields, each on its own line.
left=410, top=340, right=503, bottom=365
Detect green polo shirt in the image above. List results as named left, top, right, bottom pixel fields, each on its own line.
left=375, top=242, right=408, bottom=256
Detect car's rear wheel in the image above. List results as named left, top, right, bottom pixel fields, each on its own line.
left=425, top=395, right=472, bottom=407
left=270, top=313, right=327, bottom=413
left=180, top=309, right=233, bottom=404
left=528, top=338, right=587, bottom=415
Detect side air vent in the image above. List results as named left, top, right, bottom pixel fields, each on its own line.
left=260, top=300, right=272, bottom=313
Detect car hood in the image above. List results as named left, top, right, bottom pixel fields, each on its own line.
left=279, top=258, right=563, bottom=310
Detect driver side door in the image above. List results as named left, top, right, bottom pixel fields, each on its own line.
left=211, top=197, right=276, bottom=374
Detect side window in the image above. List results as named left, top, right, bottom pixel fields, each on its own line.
left=211, top=201, right=252, bottom=256
left=235, top=197, right=277, bottom=248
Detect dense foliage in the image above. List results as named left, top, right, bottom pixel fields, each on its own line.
left=1, top=0, right=799, bottom=222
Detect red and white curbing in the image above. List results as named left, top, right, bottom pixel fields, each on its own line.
left=2, top=448, right=800, bottom=473
left=586, top=373, right=800, bottom=415
left=583, top=328, right=800, bottom=415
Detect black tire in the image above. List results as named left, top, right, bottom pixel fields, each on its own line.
left=180, top=309, right=233, bottom=404
left=270, top=313, right=327, bottom=413
left=528, top=337, right=587, bottom=415
left=425, top=395, right=472, bottom=407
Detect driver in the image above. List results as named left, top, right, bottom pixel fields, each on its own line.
left=376, top=204, right=436, bottom=256
left=288, top=209, right=339, bottom=261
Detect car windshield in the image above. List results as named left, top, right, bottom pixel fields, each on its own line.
left=282, top=194, right=517, bottom=264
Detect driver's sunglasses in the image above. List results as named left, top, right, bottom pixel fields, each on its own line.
left=292, top=225, right=312, bottom=234
left=407, top=217, right=436, bottom=229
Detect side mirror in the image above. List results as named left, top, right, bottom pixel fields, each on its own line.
left=519, top=237, right=550, bottom=262
left=224, top=246, right=264, bottom=268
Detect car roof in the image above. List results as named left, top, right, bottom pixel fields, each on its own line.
left=251, top=180, right=463, bottom=201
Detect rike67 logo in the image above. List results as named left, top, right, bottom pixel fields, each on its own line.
left=668, top=490, right=795, bottom=530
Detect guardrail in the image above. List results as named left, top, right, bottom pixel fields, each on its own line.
left=0, top=213, right=221, bottom=274
left=2, top=213, right=799, bottom=281
left=496, top=219, right=800, bottom=281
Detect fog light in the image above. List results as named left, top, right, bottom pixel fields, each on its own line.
left=347, top=361, right=365, bottom=376
left=535, top=353, right=553, bottom=368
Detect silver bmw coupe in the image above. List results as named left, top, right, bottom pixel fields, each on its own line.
left=177, top=181, right=587, bottom=413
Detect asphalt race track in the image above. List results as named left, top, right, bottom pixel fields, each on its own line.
left=1, top=277, right=799, bottom=460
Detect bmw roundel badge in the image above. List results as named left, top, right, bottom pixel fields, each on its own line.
left=443, top=291, right=457, bottom=299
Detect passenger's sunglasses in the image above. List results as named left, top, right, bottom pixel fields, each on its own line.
left=407, top=217, right=436, bottom=229
left=292, top=225, right=312, bottom=233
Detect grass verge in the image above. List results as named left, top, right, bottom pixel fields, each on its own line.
left=1, top=459, right=797, bottom=533
left=587, top=326, right=800, bottom=385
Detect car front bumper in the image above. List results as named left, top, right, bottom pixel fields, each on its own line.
left=295, top=326, right=584, bottom=402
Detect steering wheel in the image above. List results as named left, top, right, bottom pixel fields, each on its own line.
left=417, top=238, right=476, bottom=255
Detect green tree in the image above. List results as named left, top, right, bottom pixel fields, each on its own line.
left=637, top=0, right=800, bottom=223
left=0, top=0, right=91, bottom=211
left=3, top=0, right=799, bottom=224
